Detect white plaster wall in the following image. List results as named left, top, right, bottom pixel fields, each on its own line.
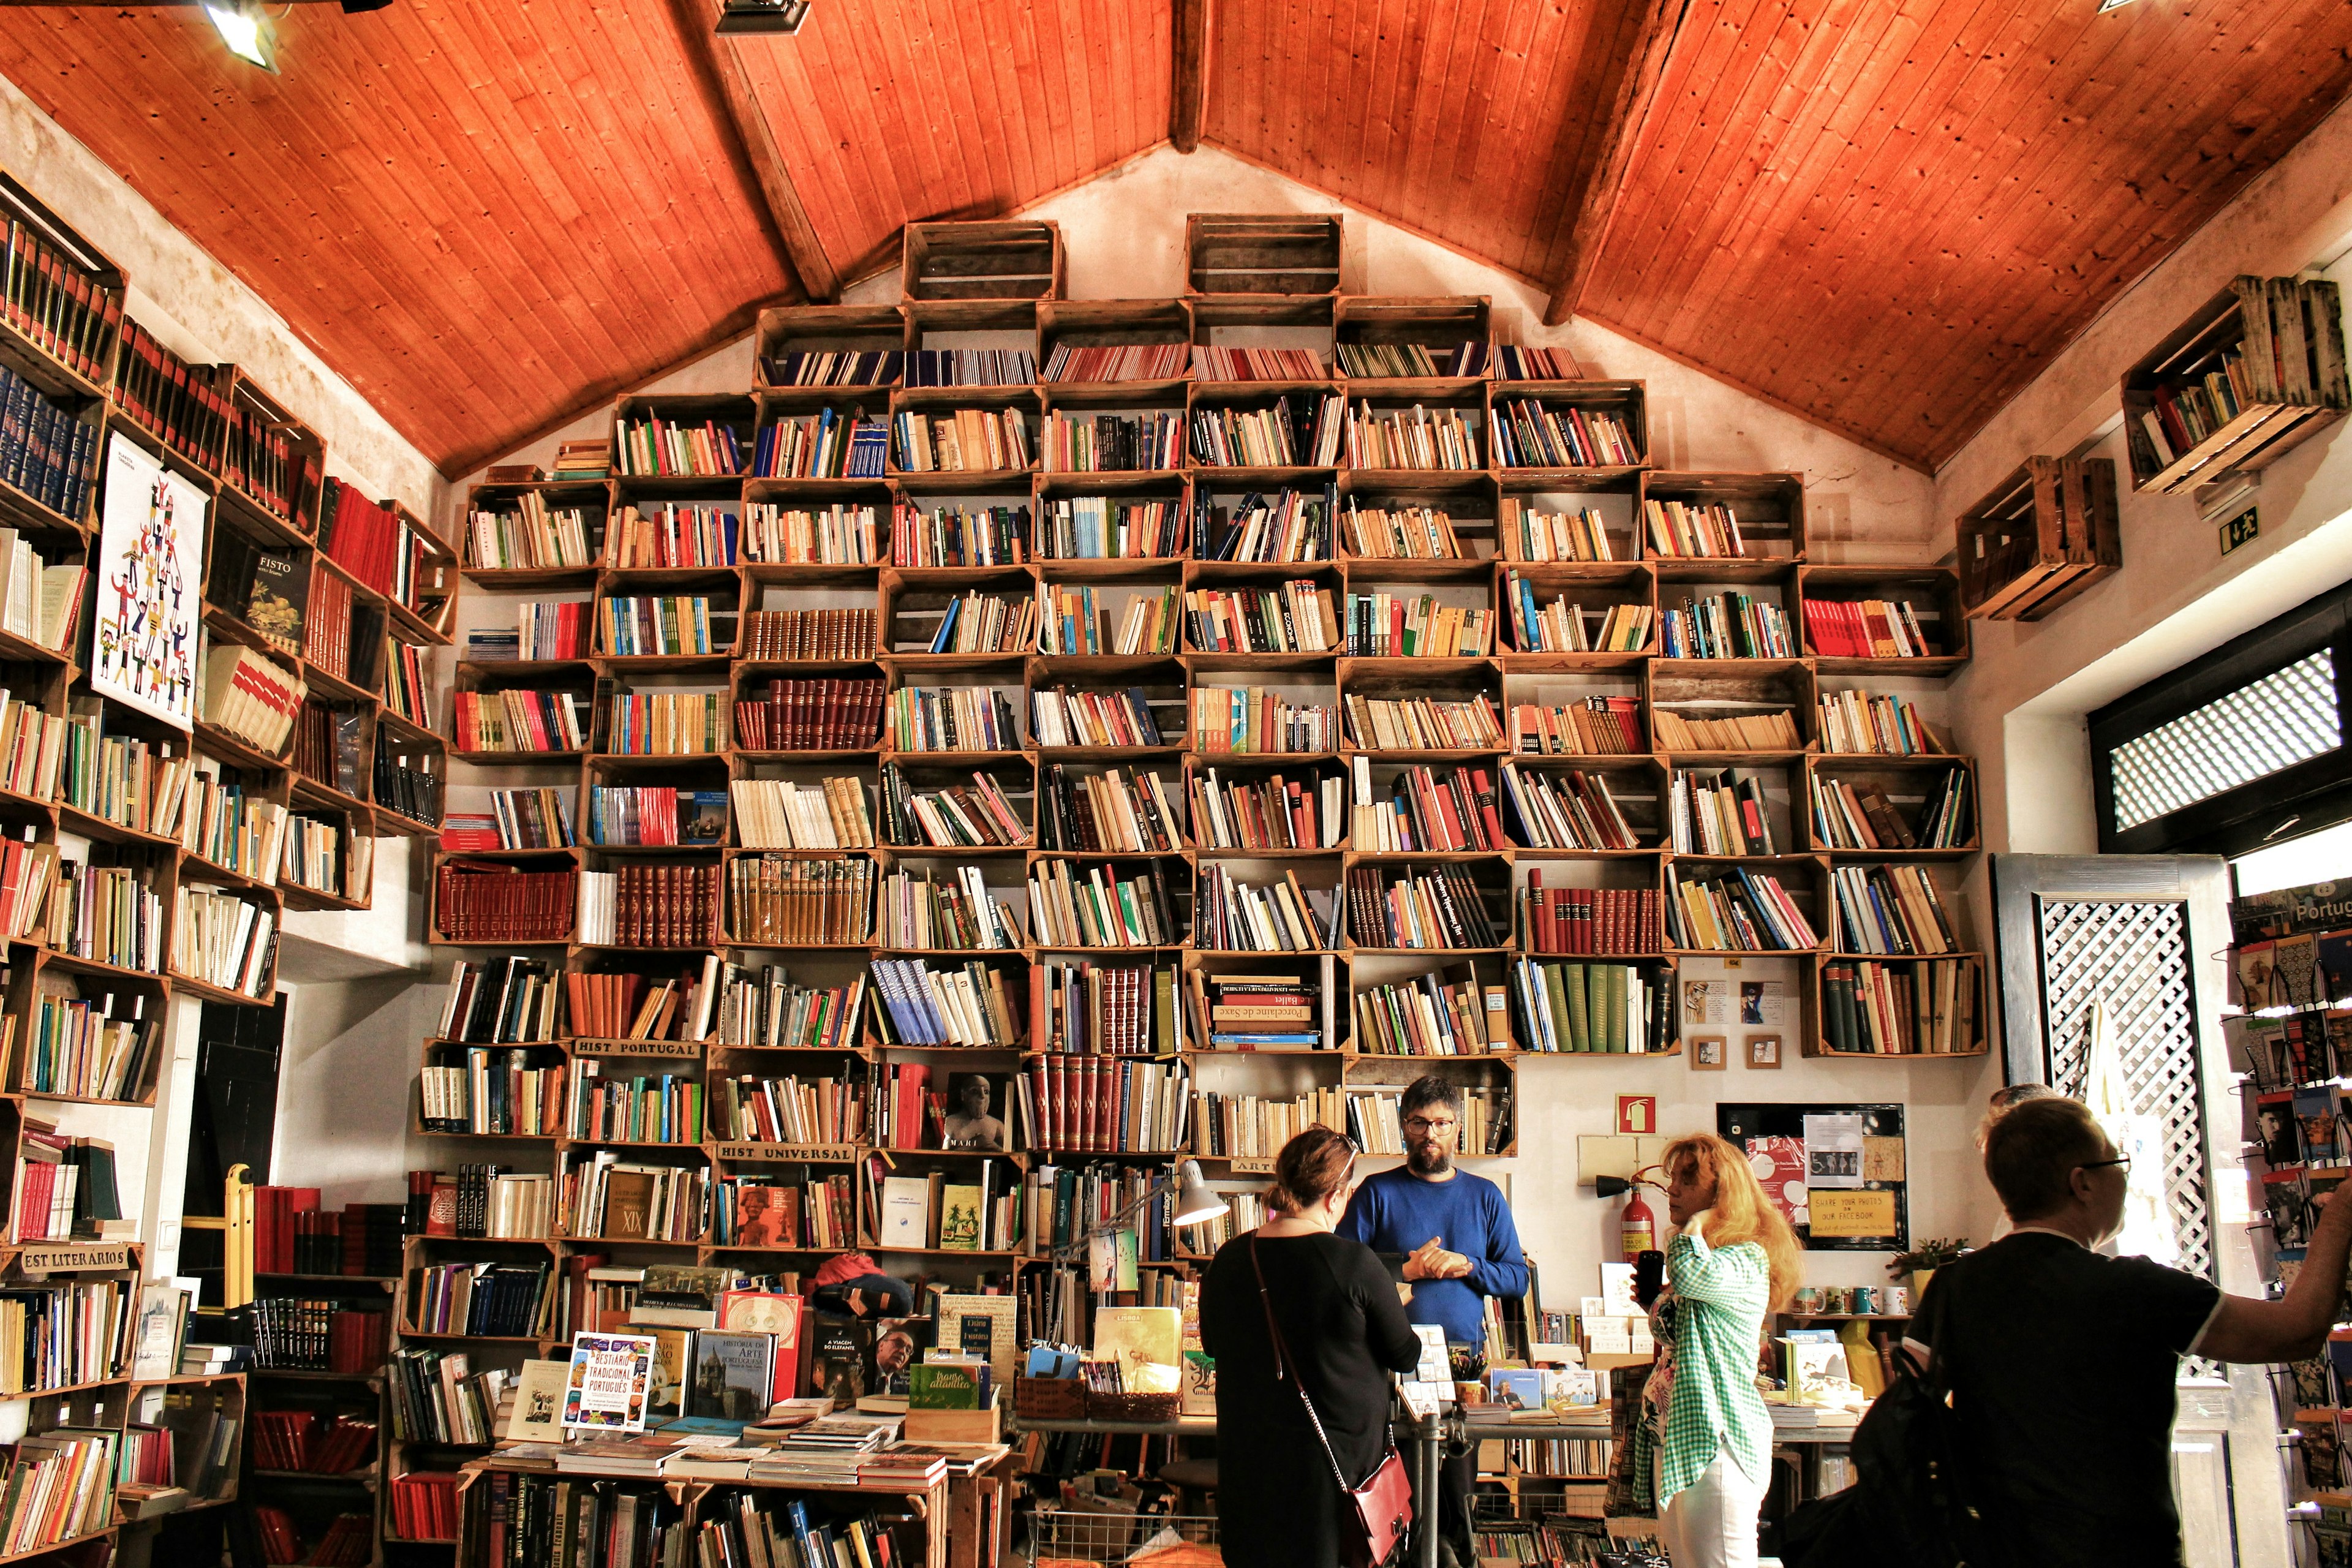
left=0, top=72, right=440, bottom=512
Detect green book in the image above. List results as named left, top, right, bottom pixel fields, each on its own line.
left=909, top=1363, right=983, bottom=1411
left=1604, top=965, right=1628, bottom=1053
left=1559, top=963, right=1588, bottom=1054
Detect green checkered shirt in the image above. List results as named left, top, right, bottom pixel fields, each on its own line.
left=1627, top=1229, right=1771, bottom=1513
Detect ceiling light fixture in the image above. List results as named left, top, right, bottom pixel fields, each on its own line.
left=715, top=0, right=811, bottom=36
left=2097, top=0, right=2143, bottom=11
left=203, top=0, right=281, bottom=70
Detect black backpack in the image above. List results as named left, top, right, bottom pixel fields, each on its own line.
left=1771, top=1281, right=2002, bottom=1568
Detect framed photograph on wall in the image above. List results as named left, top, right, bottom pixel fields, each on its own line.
left=1691, top=1035, right=1727, bottom=1071
left=91, top=433, right=202, bottom=730
left=1749, top=1035, right=1782, bottom=1068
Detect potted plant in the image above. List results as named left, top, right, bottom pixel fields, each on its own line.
left=1888, top=1238, right=1968, bottom=1302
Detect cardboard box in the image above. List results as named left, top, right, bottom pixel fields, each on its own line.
left=904, top=1390, right=1002, bottom=1445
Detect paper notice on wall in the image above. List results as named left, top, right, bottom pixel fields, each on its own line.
left=1863, top=1136, right=1907, bottom=1183
left=1746, top=1135, right=1808, bottom=1229
left=1740, top=981, right=1785, bottom=1025
left=1683, top=980, right=1728, bottom=1024
left=1808, top=1189, right=1900, bottom=1239
left=1804, top=1113, right=1866, bottom=1190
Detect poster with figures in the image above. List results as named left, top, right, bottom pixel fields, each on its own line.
left=92, top=434, right=201, bottom=731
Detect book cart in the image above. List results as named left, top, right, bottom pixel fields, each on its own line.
left=423, top=214, right=1988, bottom=1565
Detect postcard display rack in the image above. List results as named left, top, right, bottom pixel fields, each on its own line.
left=424, top=212, right=1988, bottom=1555
left=0, top=169, right=446, bottom=1565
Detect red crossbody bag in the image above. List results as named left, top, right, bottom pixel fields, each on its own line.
left=1248, top=1235, right=1414, bottom=1568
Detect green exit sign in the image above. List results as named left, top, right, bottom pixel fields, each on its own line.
left=2220, top=505, right=2260, bottom=556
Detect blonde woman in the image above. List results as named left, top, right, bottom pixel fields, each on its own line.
left=1624, top=1133, right=1801, bottom=1568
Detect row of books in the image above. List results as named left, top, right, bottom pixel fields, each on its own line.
left=1809, top=767, right=1970, bottom=850
left=1198, top=764, right=1334, bottom=850
left=892, top=407, right=1032, bottom=473
left=1831, top=864, right=1958, bottom=956
left=739, top=606, right=876, bottom=661
left=881, top=765, right=1026, bottom=847
left=712, top=1069, right=868, bottom=1146
left=420, top=1047, right=563, bottom=1136
left=1039, top=494, right=1183, bottom=557
left=568, top=1061, right=703, bottom=1145
left=878, top=865, right=1021, bottom=950
left=1041, top=410, right=1184, bottom=472
left=1028, top=858, right=1182, bottom=948
left=406, top=1260, right=554, bottom=1338
left=0, top=369, right=98, bottom=523
left=1346, top=862, right=1501, bottom=949
left=1669, top=866, right=1820, bottom=951
left=710, top=964, right=865, bottom=1050
left=1512, top=959, right=1673, bottom=1054
left=434, top=861, right=575, bottom=943
left=249, top=1298, right=387, bottom=1374
left=1512, top=696, right=1645, bottom=755
left=466, top=492, right=598, bottom=570
left=1669, top=767, right=1777, bottom=856
left=1518, top=884, right=1663, bottom=956
left=1030, top=684, right=1167, bottom=748
left=578, top=863, right=721, bottom=948
left=590, top=786, right=725, bottom=848
left=1819, top=956, right=1980, bottom=1055
left=1015, top=1055, right=1191, bottom=1152
left=472, top=600, right=591, bottom=662
left=1193, top=863, right=1335, bottom=953
left=725, top=854, right=873, bottom=947
left=110, top=320, right=224, bottom=472
left=1191, top=394, right=1343, bottom=468
left=24, top=988, right=157, bottom=1102
left=1490, top=398, right=1640, bottom=468
left=170, top=885, right=277, bottom=997
left=615, top=415, right=745, bottom=478
left=1036, top=581, right=1179, bottom=655
left=1344, top=402, right=1481, bottom=470
left=753, top=409, right=884, bottom=478
left=734, top=777, right=875, bottom=848
left=737, top=676, right=885, bottom=751
left=1504, top=580, right=1652, bottom=654
left=1351, top=969, right=1504, bottom=1056
left=1505, top=765, right=1638, bottom=850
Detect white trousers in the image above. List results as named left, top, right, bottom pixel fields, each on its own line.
left=1654, top=1449, right=1765, bottom=1568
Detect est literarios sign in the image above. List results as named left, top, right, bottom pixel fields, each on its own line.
left=19, top=1243, right=134, bottom=1275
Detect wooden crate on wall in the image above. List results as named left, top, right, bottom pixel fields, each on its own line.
left=1956, top=455, right=2120, bottom=622
left=2121, top=274, right=2347, bottom=494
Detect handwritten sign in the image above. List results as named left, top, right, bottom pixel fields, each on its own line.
left=1807, top=1189, right=1899, bottom=1239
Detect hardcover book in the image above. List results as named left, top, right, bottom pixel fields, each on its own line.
left=687, top=1329, right=775, bottom=1423
left=562, top=1332, right=657, bottom=1432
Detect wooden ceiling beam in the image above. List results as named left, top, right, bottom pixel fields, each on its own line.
left=1541, top=0, right=1691, bottom=329
left=664, top=0, right=837, bottom=301
left=1171, top=0, right=1212, bottom=153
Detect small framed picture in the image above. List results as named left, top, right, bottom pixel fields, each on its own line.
left=1748, top=1034, right=1782, bottom=1069
left=1691, top=1035, right=1727, bottom=1071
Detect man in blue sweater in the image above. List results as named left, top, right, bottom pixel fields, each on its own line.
left=1341, top=1075, right=1528, bottom=1567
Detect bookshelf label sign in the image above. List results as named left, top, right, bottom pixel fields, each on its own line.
left=715, top=1142, right=858, bottom=1163
left=1229, top=1156, right=1277, bottom=1175
left=575, top=1039, right=702, bottom=1058
left=2220, top=505, right=2260, bottom=557
left=20, top=1243, right=132, bottom=1275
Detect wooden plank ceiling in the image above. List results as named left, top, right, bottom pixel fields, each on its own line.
left=5, top=1, right=2351, bottom=475
left=0, top=2, right=798, bottom=475
left=1572, top=0, right=2352, bottom=469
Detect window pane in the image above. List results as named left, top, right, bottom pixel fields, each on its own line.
left=2109, top=649, right=2340, bottom=832
left=2232, top=819, right=2352, bottom=896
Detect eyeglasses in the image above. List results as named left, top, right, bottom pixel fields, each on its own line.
left=1402, top=1117, right=1458, bottom=1135
left=2081, top=1155, right=2132, bottom=1172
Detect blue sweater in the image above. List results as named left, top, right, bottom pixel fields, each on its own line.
left=1340, top=1166, right=1528, bottom=1344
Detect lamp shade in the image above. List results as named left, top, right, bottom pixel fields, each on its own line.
left=1171, top=1160, right=1229, bottom=1227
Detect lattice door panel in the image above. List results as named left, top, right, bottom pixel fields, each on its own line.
left=2039, top=898, right=2214, bottom=1284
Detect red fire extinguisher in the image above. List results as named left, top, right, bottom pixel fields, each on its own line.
left=1620, top=1182, right=1658, bottom=1264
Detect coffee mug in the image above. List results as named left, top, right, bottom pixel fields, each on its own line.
left=1853, top=1286, right=1879, bottom=1314
left=1885, top=1285, right=1912, bottom=1316
left=1793, top=1287, right=1822, bottom=1313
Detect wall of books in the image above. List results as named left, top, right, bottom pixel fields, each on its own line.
left=400, top=209, right=1991, bottom=1556
left=0, top=156, right=471, bottom=1565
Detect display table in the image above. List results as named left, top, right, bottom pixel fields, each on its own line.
left=453, top=1454, right=951, bottom=1568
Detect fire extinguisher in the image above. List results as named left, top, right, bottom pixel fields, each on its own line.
left=1620, top=1183, right=1659, bottom=1264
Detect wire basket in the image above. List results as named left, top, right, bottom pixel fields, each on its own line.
left=1030, top=1508, right=1221, bottom=1568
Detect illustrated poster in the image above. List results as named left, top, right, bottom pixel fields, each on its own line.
left=92, top=434, right=201, bottom=729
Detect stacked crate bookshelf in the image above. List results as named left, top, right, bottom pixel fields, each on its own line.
left=428, top=215, right=1990, bottom=1436
left=0, top=162, right=450, bottom=1567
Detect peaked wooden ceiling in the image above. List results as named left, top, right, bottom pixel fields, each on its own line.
left=6, top=0, right=2350, bottom=477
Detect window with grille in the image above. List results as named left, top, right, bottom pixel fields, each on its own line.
left=2092, top=581, right=2352, bottom=856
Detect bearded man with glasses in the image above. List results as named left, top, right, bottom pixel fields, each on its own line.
left=1340, top=1074, right=1527, bottom=1567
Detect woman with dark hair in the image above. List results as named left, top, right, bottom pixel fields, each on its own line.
left=1200, top=1126, right=1422, bottom=1567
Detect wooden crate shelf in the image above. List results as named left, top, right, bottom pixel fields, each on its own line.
left=1955, top=454, right=2119, bottom=622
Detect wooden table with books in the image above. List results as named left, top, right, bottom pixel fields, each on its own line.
left=454, top=1441, right=956, bottom=1568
